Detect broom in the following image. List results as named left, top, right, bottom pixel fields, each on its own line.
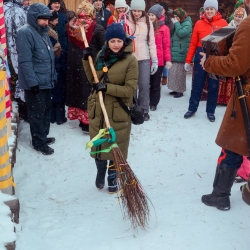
left=80, top=26, right=152, bottom=230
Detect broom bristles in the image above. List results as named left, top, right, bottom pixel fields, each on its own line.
left=112, top=147, right=152, bottom=230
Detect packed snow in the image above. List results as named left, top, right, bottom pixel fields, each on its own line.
left=2, top=74, right=250, bottom=250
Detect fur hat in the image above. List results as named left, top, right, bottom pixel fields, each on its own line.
left=148, top=4, right=163, bottom=19
left=77, top=0, right=95, bottom=18
left=130, top=0, right=145, bottom=11
left=204, top=0, right=218, bottom=11
left=115, top=0, right=127, bottom=9
left=105, top=23, right=126, bottom=42
left=49, top=11, right=58, bottom=21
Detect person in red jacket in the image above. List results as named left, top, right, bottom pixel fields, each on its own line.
left=148, top=4, right=172, bottom=111
left=183, top=0, right=227, bottom=122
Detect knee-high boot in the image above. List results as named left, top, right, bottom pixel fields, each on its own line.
left=95, top=159, right=107, bottom=190
left=107, top=161, right=117, bottom=194
left=201, top=165, right=238, bottom=210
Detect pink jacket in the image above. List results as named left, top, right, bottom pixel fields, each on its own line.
left=237, top=156, right=250, bottom=180
left=154, top=24, right=171, bottom=66
left=127, top=15, right=157, bottom=61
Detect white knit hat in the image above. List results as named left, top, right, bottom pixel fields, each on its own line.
left=204, top=0, right=218, bottom=11
left=130, top=0, right=145, bottom=11
left=115, top=0, right=127, bottom=9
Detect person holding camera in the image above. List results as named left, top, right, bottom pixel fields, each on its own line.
left=200, top=0, right=250, bottom=209
left=82, top=23, right=138, bottom=194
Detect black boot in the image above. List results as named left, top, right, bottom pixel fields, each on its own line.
left=107, top=161, right=118, bottom=194
left=201, top=165, right=238, bottom=210
left=95, top=159, right=107, bottom=190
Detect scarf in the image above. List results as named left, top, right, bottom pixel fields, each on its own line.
left=68, top=17, right=96, bottom=49
left=95, top=45, right=120, bottom=71
left=95, top=44, right=131, bottom=71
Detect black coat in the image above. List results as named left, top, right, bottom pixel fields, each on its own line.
left=66, top=24, right=105, bottom=110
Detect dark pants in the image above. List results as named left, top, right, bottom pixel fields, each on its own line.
left=95, top=159, right=115, bottom=175
left=218, top=148, right=243, bottom=169
left=150, top=66, right=164, bottom=107
left=188, top=48, right=219, bottom=114
left=51, top=102, right=66, bottom=124
left=25, top=89, right=52, bottom=149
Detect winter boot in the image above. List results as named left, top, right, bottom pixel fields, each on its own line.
left=95, top=159, right=107, bottom=190
left=201, top=165, right=238, bottom=210
left=241, top=176, right=250, bottom=206
left=107, top=161, right=118, bottom=194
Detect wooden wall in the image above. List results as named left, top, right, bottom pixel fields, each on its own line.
left=36, top=0, right=235, bottom=23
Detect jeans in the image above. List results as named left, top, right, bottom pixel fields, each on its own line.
left=188, top=48, right=219, bottom=114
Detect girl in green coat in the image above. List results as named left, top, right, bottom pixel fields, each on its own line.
left=167, top=8, right=192, bottom=98
left=83, top=23, right=138, bottom=194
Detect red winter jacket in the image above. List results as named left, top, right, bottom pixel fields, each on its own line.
left=154, top=24, right=171, bottom=66
left=185, top=12, right=228, bottom=63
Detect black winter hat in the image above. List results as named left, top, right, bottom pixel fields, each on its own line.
left=159, top=2, right=169, bottom=12
left=49, top=11, right=58, bottom=21
left=105, top=23, right=126, bottom=42
left=49, top=0, right=61, bottom=4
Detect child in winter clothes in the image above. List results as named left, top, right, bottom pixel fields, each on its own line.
left=184, top=0, right=227, bottom=122
left=107, top=0, right=129, bottom=27
left=148, top=4, right=171, bottom=111
left=228, top=7, right=247, bottom=28
left=168, top=8, right=192, bottom=98
left=235, top=156, right=250, bottom=182
left=127, top=0, right=157, bottom=121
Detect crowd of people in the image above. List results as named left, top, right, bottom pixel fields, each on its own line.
left=2, top=0, right=250, bottom=206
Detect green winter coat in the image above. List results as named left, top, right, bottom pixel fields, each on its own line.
left=171, top=16, right=192, bottom=63
left=83, top=42, right=138, bottom=160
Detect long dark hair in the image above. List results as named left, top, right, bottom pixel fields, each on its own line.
left=131, top=11, right=151, bottom=43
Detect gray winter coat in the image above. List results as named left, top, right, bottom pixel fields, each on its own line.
left=16, top=3, right=56, bottom=90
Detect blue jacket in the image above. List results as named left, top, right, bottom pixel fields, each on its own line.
left=16, top=3, right=56, bottom=90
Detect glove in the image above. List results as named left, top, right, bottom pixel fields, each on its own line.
left=30, top=85, right=40, bottom=95
left=83, top=47, right=93, bottom=61
left=93, top=82, right=107, bottom=93
left=150, top=58, right=158, bottom=75
left=171, top=17, right=178, bottom=24
left=184, top=63, right=192, bottom=72
left=165, top=61, right=172, bottom=69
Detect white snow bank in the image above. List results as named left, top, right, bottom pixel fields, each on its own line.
left=0, top=192, right=16, bottom=249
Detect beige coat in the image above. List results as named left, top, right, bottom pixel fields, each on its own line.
left=205, top=16, right=250, bottom=156
left=126, top=14, right=157, bottom=61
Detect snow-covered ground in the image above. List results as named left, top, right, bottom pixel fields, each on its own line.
left=6, top=74, right=250, bottom=250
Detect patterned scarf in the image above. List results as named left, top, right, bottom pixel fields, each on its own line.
left=173, top=8, right=187, bottom=22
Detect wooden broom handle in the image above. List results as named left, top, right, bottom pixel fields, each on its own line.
left=80, top=26, right=111, bottom=129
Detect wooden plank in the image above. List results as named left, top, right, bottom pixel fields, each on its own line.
left=4, top=198, right=20, bottom=224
